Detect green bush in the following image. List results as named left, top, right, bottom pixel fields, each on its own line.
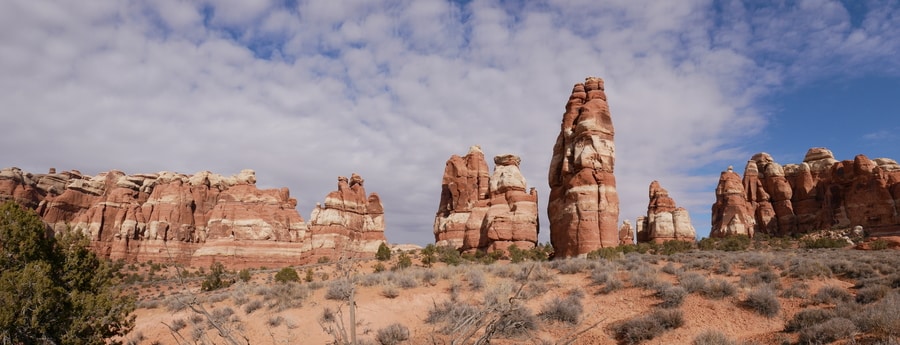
left=376, top=242, right=392, bottom=261
left=0, top=201, right=135, bottom=344
left=393, top=252, right=412, bottom=270
left=870, top=239, right=890, bottom=250
left=274, top=267, right=300, bottom=283
left=802, top=237, right=849, bottom=249
left=659, top=240, right=694, bottom=255
left=201, top=261, right=233, bottom=291
left=238, top=268, right=252, bottom=282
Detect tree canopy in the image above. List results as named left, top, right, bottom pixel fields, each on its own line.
left=0, top=201, right=135, bottom=344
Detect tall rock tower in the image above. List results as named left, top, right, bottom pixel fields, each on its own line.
left=548, top=77, right=619, bottom=257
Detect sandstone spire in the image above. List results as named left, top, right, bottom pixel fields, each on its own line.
left=548, top=77, right=619, bottom=257
left=637, top=181, right=696, bottom=242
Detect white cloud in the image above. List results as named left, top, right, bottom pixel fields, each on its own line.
left=1, top=0, right=899, bottom=245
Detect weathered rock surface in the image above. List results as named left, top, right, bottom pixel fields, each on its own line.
left=637, top=181, right=696, bottom=243
left=434, top=147, right=538, bottom=252
left=307, top=173, right=386, bottom=261
left=711, top=148, right=900, bottom=237
left=618, top=220, right=634, bottom=245
left=548, top=77, right=619, bottom=257
left=0, top=167, right=386, bottom=267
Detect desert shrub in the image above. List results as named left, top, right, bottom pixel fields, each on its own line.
left=786, top=259, right=832, bottom=279
left=870, top=239, right=890, bottom=250
left=494, top=306, right=538, bottom=338
left=466, top=269, right=485, bottom=291
left=201, top=261, right=233, bottom=291
left=437, top=246, right=463, bottom=266
left=552, top=258, right=591, bottom=274
left=739, top=267, right=779, bottom=288
left=692, top=330, right=737, bottom=345
left=655, top=284, right=687, bottom=308
left=629, top=266, right=661, bottom=289
left=373, top=262, right=386, bottom=273
left=274, top=267, right=300, bottom=283
left=243, top=299, right=263, bottom=314
left=613, top=309, right=684, bottom=345
left=393, top=253, right=412, bottom=270
left=677, top=272, right=707, bottom=293
left=849, top=293, right=900, bottom=339
left=209, top=306, right=236, bottom=327
left=785, top=308, right=836, bottom=332
left=325, top=279, right=354, bottom=301
left=856, top=285, right=890, bottom=304
left=590, top=268, right=611, bottom=285
left=267, top=316, right=284, bottom=327
left=659, top=240, right=694, bottom=255
left=238, top=269, right=252, bottom=282
left=168, top=318, right=187, bottom=332
left=660, top=262, right=681, bottom=275
left=304, top=268, right=314, bottom=282
left=381, top=285, right=399, bottom=299
left=802, top=237, right=849, bottom=249
left=376, top=323, right=409, bottom=345
left=376, top=242, right=392, bottom=261
left=599, top=275, right=624, bottom=294
left=797, top=317, right=857, bottom=345
left=812, top=285, right=852, bottom=305
left=702, top=278, right=736, bottom=299
left=258, top=282, right=308, bottom=311
left=317, top=256, right=331, bottom=264
left=744, top=287, right=780, bottom=317
left=781, top=282, right=810, bottom=299
left=539, top=294, right=583, bottom=325
left=396, top=274, right=418, bottom=289
left=425, top=300, right=478, bottom=333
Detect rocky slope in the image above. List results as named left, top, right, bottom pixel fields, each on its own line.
left=548, top=77, right=619, bottom=257
left=434, top=146, right=539, bottom=252
left=711, top=148, right=900, bottom=238
left=0, top=167, right=385, bottom=267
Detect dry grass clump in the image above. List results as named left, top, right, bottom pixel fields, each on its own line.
left=242, top=299, right=263, bottom=314
left=692, top=330, right=737, bottom=345
left=613, top=309, right=684, bottom=345
left=538, top=294, right=583, bottom=325
left=551, top=257, right=591, bottom=274
left=812, top=285, right=852, bottom=305
left=325, top=279, right=354, bottom=301
left=739, top=267, right=780, bottom=288
left=629, top=266, right=662, bottom=289
left=375, top=323, right=410, bottom=345
left=785, top=308, right=836, bottom=332
left=743, top=287, right=780, bottom=317
left=381, top=284, right=399, bottom=299
left=797, top=317, right=857, bottom=345
left=786, top=258, right=832, bottom=279
left=466, top=269, right=486, bottom=291
left=598, top=274, right=624, bottom=294
left=677, top=272, right=708, bottom=293
left=702, top=278, right=736, bottom=299
left=781, top=282, right=810, bottom=299
left=654, top=283, right=687, bottom=308
left=856, top=285, right=890, bottom=304
left=257, top=281, right=308, bottom=311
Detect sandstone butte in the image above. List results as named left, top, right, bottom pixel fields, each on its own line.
left=0, top=167, right=386, bottom=267
left=711, top=147, right=900, bottom=238
left=636, top=180, right=697, bottom=243
left=548, top=76, right=620, bottom=257
left=434, top=146, right=539, bottom=252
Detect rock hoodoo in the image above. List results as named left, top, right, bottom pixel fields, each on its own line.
left=548, top=77, right=619, bottom=257
left=636, top=181, right=696, bottom=243
left=307, top=173, right=386, bottom=261
left=0, top=167, right=386, bottom=267
left=434, top=146, right=539, bottom=252
left=711, top=148, right=900, bottom=238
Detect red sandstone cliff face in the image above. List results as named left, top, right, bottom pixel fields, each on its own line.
left=548, top=77, right=619, bottom=257
left=0, top=167, right=385, bottom=267
left=434, top=147, right=538, bottom=252
left=637, top=181, right=696, bottom=243
left=711, top=148, right=900, bottom=237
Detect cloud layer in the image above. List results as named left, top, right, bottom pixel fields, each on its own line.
left=2, top=0, right=899, bottom=244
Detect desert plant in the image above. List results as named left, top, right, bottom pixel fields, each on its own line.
left=812, top=285, right=852, bottom=305
left=243, top=299, right=263, bottom=314
left=655, top=284, right=687, bottom=308
left=274, top=267, right=300, bottom=283
left=599, top=275, right=624, bottom=294
left=677, top=272, right=707, bottom=293
left=538, top=294, right=583, bottom=325
left=238, top=269, right=252, bottom=283
left=325, top=279, right=354, bottom=301
left=393, top=253, right=412, bottom=270
left=381, top=285, right=399, bottom=299
left=785, top=308, right=836, bottom=332
left=856, top=285, right=890, bottom=304
left=702, top=278, right=735, bottom=299
left=797, top=317, right=857, bottom=344
left=376, top=242, right=392, bottom=261
left=304, top=268, right=315, bottom=283
left=201, top=261, right=233, bottom=291
left=744, top=287, right=780, bottom=317
left=692, top=330, right=737, bottom=345
left=467, top=269, right=486, bottom=291
left=802, top=237, right=849, bottom=249
left=258, top=282, right=308, bottom=311
left=659, top=240, right=694, bottom=255
left=613, top=309, right=684, bottom=344
left=376, top=323, right=409, bottom=345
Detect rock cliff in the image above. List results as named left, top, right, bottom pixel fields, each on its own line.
left=711, top=148, right=900, bottom=237
left=307, top=173, right=386, bottom=261
left=434, top=146, right=539, bottom=252
left=636, top=181, right=696, bottom=243
left=548, top=77, right=619, bottom=257
left=0, top=167, right=385, bottom=267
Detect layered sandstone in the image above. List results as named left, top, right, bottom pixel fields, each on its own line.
left=434, top=147, right=538, bottom=252
left=637, top=181, right=696, bottom=243
left=0, top=167, right=385, bottom=267
left=711, top=148, right=900, bottom=237
left=548, top=77, right=619, bottom=257
left=618, top=220, right=634, bottom=245
left=307, top=173, right=386, bottom=261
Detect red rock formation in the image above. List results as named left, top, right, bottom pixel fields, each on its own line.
left=307, top=173, right=387, bottom=261
left=434, top=147, right=538, bottom=252
left=0, top=167, right=386, bottom=267
left=711, top=148, right=900, bottom=237
left=710, top=166, right=757, bottom=238
left=548, top=77, right=619, bottom=257
left=618, top=220, right=634, bottom=245
left=637, top=181, right=696, bottom=243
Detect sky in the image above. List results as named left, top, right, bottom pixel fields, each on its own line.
left=1, top=0, right=899, bottom=246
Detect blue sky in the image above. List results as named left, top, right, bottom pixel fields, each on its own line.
left=1, top=0, right=898, bottom=245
